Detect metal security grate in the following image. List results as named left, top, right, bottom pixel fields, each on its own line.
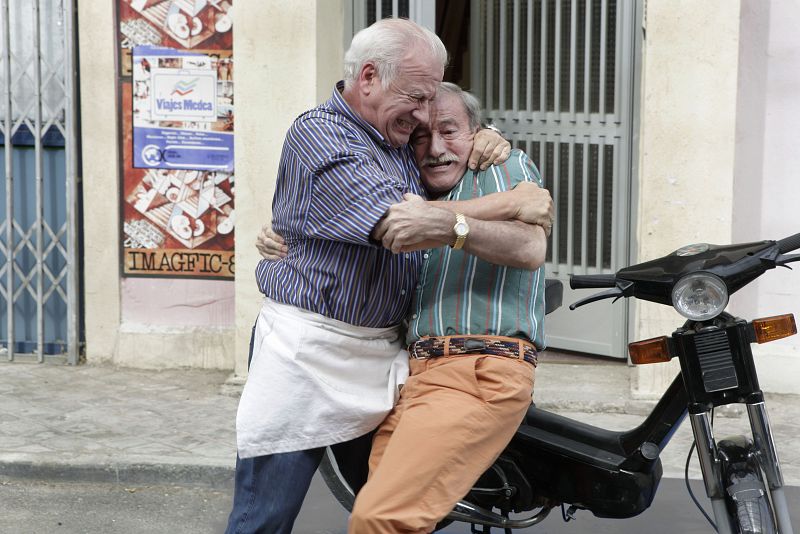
left=346, top=0, right=638, bottom=356
left=0, top=0, right=80, bottom=364
left=470, top=0, right=637, bottom=356
left=472, top=0, right=633, bottom=275
left=349, top=0, right=436, bottom=35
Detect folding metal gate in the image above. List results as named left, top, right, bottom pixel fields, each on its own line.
left=0, top=0, right=80, bottom=364
left=471, top=0, right=637, bottom=357
left=348, top=0, right=638, bottom=357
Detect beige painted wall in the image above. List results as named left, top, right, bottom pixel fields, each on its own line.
left=732, top=0, right=800, bottom=394
left=80, top=1, right=342, bottom=370
left=79, top=1, right=235, bottom=369
left=78, top=1, right=120, bottom=365
left=631, top=0, right=742, bottom=397
left=232, top=0, right=345, bottom=377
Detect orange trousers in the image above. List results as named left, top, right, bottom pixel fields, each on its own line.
left=348, top=354, right=535, bottom=534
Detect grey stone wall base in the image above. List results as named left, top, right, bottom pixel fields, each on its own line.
left=0, top=460, right=234, bottom=489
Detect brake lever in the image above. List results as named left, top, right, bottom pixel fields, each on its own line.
left=776, top=253, right=800, bottom=268
left=759, top=248, right=800, bottom=270
left=569, top=281, right=634, bottom=310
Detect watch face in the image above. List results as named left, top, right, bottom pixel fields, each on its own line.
left=455, top=222, right=469, bottom=236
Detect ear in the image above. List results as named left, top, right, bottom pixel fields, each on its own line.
left=356, top=62, right=379, bottom=95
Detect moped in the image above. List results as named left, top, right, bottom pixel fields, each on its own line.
left=321, top=232, right=800, bottom=533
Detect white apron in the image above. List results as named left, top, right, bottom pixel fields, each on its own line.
left=236, top=298, right=409, bottom=458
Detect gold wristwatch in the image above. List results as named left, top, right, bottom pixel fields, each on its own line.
left=452, top=213, right=470, bottom=250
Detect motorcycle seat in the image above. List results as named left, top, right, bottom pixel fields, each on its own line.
left=544, top=279, right=563, bottom=315
left=523, top=404, right=630, bottom=458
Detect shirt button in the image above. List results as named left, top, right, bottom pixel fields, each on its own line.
left=400, top=289, right=406, bottom=295
left=411, top=314, right=418, bottom=319
left=423, top=253, right=429, bottom=259
left=405, top=253, right=410, bottom=259
left=416, top=284, right=421, bottom=289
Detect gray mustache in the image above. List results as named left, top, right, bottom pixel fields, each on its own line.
left=421, top=153, right=460, bottom=167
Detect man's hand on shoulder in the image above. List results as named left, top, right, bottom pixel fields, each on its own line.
left=469, top=128, right=511, bottom=171
left=372, top=194, right=454, bottom=253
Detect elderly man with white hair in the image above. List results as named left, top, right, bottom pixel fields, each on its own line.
left=226, top=19, right=552, bottom=534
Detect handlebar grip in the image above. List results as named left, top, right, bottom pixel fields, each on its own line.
left=569, top=274, right=617, bottom=290
left=777, top=232, right=800, bottom=254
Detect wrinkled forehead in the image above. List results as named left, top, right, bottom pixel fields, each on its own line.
left=430, top=92, right=469, bottom=127
left=393, top=47, right=444, bottom=86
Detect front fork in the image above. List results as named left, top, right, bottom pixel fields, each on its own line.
left=748, top=402, right=794, bottom=533
left=689, top=400, right=794, bottom=534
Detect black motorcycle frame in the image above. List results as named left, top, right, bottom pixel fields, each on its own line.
left=321, top=233, right=800, bottom=533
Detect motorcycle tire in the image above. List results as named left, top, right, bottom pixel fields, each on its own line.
left=318, top=449, right=455, bottom=532
left=319, top=449, right=357, bottom=511
left=723, top=465, right=776, bottom=534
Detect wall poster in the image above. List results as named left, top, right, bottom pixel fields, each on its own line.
left=116, top=0, right=235, bottom=279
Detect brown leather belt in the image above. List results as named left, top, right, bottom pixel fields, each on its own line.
left=409, top=335, right=538, bottom=366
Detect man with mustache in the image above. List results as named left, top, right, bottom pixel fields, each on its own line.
left=258, top=82, right=551, bottom=533
left=347, top=82, right=549, bottom=532
left=226, top=19, right=551, bottom=534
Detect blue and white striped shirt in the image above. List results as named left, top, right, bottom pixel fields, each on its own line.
left=256, top=83, right=425, bottom=327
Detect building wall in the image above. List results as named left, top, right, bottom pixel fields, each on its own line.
left=80, top=1, right=234, bottom=369
left=732, top=0, right=800, bottom=393
left=80, top=1, right=797, bottom=395
left=631, top=0, right=742, bottom=397
left=79, top=1, right=343, bottom=370
left=232, top=0, right=345, bottom=377
left=79, top=0, right=121, bottom=365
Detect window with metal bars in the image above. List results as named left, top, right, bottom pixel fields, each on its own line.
left=366, top=0, right=410, bottom=24
left=476, top=0, right=624, bottom=273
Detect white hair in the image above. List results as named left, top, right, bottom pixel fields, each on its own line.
left=437, top=82, right=482, bottom=131
left=343, top=18, right=448, bottom=89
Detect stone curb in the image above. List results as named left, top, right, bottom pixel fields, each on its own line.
left=0, top=459, right=234, bottom=489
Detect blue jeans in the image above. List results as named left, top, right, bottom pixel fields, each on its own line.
left=224, top=448, right=326, bottom=534
left=226, top=323, right=373, bottom=533
left=227, top=323, right=323, bottom=534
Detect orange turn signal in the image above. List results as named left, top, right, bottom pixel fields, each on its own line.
left=752, top=314, right=797, bottom=344
left=628, top=336, right=673, bottom=365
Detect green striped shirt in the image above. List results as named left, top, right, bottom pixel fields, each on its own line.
left=405, top=149, right=547, bottom=349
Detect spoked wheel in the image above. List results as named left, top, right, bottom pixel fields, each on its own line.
left=719, top=437, right=777, bottom=534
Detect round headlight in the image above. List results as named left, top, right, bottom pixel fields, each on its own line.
left=672, top=273, right=729, bottom=321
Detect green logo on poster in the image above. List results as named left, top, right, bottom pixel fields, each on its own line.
left=171, top=78, right=198, bottom=96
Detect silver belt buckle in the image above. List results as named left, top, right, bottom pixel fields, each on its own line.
left=463, top=338, right=487, bottom=353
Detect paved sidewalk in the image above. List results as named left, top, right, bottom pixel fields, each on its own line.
left=1, top=356, right=798, bottom=488
left=0, top=363, right=237, bottom=487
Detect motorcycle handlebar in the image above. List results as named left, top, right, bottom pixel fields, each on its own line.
left=777, top=232, right=800, bottom=254
left=569, top=274, right=617, bottom=290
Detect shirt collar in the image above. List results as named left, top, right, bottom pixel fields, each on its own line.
left=328, top=81, right=393, bottom=149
